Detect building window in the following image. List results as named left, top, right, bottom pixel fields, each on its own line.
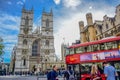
left=111, top=30, right=113, bottom=35
left=98, top=25, right=103, bottom=33
left=22, top=49, right=27, bottom=54
left=45, top=50, right=50, bottom=55
left=23, top=39, right=27, bottom=45
left=118, top=26, right=120, bottom=32
left=32, top=40, right=39, bottom=56
left=106, top=24, right=109, bottom=29
left=23, top=58, right=26, bottom=66
left=45, top=40, right=49, bottom=46
left=46, top=19, right=49, bottom=27
left=98, top=25, right=102, bottom=30
left=96, top=31, right=97, bottom=34
left=25, top=16, right=29, bottom=26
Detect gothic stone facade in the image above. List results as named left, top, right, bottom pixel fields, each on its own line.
left=79, top=4, right=120, bottom=43
left=14, top=8, right=56, bottom=73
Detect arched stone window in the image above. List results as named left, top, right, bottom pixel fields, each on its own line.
left=22, top=49, right=27, bottom=54
left=106, top=24, right=109, bottom=29
left=45, top=40, right=49, bottom=46
left=25, top=16, right=29, bottom=26
left=22, top=56, right=26, bottom=66
left=46, top=19, right=49, bottom=27
left=23, top=58, right=26, bottom=66
left=45, top=50, right=49, bottom=55
left=32, top=40, right=39, bottom=56
left=23, top=39, right=27, bottom=45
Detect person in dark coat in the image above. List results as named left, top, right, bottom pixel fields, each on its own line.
left=51, top=65, right=58, bottom=80
left=64, top=66, right=74, bottom=80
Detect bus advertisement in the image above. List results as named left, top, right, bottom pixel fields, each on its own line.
left=65, top=36, right=120, bottom=80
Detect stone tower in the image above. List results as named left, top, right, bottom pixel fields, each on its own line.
left=79, top=4, right=120, bottom=43
left=14, top=7, right=34, bottom=72
left=79, top=21, right=87, bottom=43
left=86, top=13, right=96, bottom=41
left=115, top=4, right=120, bottom=26
left=41, top=9, right=55, bottom=64
left=20, top=7, right=33, bottom=35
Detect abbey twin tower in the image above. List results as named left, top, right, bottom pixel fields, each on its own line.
left=10, top=7, right=58, bottom=73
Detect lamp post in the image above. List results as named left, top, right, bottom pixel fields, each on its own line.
left=45, top=59, right=47, bottom=71
left=39, top=54, right=44, bottom=72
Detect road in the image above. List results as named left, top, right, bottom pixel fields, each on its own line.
left=0, top=75, right=64, bottom=80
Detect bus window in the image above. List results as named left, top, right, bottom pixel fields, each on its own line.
left=65, top=48, right=70, bottom=56
left=84, top=47, right=87, bottom=52
left=69, top=48, right=74, bottom=54
left=87, top=45, right=92, bottom=52
left=92, top=44, right=99, bottom=51
left=113, top=41, right=117, bottom=48
left=100, top=43, right=105, bottom=50
left=76, top=47, right=82, bottom=53
left=83, top=46, right=90, bottom=53
left=106, top=42, right=113, bottom=50
left=118, top=40, right=120, bottom=49
left=84, top=46, right=91, bottom=52
left=77, top=47, right=86, bottom=53
left=106, top=41, right=118, bottom=50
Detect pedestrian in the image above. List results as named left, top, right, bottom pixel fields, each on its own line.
left=51, top=65, right=58, bottom=80
left=103, top=62, right=118, bottom=80
left=64, top=66, right=75, bottom=80
left=63, top=68, right=69, bottom=80
left=90, top=64, right=101, bottom=80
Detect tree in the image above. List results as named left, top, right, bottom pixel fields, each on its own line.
left=0, top=37, right=4, bottom=56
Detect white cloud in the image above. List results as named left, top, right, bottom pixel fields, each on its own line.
left=89, top=6, right=93, bottom=10
left=0, top=14, right=20, bottom=31
left=0, top=14, right=19, bottom=57
left=17, top=1, right=24, bottom=5
left=63, top=0, right=82, bottom=9
left=54, top=0, right=61, bottom=5
left=4, top=35, right=17, bottom=43
left=3, top=34, right=18, bottom=51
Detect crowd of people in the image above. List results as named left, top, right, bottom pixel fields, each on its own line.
left=47, top=62, right=119, bottom=80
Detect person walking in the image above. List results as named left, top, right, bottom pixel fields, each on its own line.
left=51, top=65, right=58, bottom=80
left=103, top=62, right=118, bottom=80
left=90, top=64, right=101, bottom=80
left=64, top=66, right=74, bottom=80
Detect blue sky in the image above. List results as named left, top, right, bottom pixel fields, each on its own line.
left=0, top=0, right=120, bottom=63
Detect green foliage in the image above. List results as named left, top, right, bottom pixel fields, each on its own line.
left=0, top=37, right=4, bottom=56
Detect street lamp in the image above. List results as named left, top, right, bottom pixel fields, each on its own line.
left=40, top=56, right=43, bottom=72
left=45, top=59, right=47, bottom=71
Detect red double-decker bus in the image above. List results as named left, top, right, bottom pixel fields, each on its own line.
left=65, top=36, right=120, bottom=80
